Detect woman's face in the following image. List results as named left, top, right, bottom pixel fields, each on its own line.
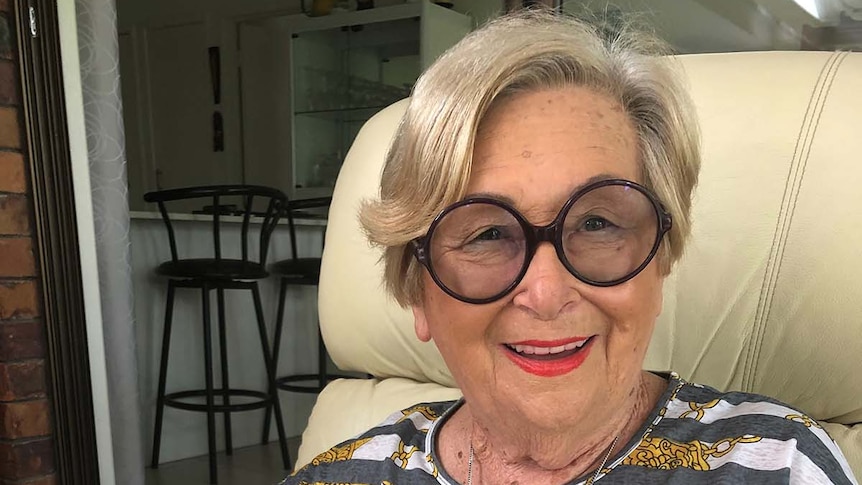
left=412, top=87, right=665, bottom=436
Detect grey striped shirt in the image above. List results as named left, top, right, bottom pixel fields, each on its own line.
left=283, top=372, right=858, bottom=484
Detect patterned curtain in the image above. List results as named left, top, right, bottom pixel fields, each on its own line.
left=75, top=0, right=145, bottom=483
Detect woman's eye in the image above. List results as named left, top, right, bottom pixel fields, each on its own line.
left=582, top=217, right=612, bottom=231
left=473, top=227, right=503, bottom=241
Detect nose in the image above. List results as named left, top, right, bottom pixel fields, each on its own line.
left=511, top=242, right=582, bottom=320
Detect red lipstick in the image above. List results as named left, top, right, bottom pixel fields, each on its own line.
left=503, top=336, right=595, bottom=377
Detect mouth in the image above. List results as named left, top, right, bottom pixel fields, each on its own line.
left=502, top=336, right=595, bottom=377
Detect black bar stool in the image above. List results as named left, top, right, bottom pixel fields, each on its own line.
left=145, top=185, right=291, bottom=485
left=260, top=197, right=351, bottom=444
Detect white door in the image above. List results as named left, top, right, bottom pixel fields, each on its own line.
left=146, top=22, right=241, bottom=210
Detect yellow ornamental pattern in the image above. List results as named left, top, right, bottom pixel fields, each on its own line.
left=786, top=413, right=823, bottom=429
left=390, top=441, right=420, bottom=469
left=426, top=452, right=439, bottom=478
left=297, top=482, right=392, bottom=485
left=398, top=405, right=440, bottom=422
left=624, top=435, right=762, bottom=471
left=297, top=482, right=368, bottom=485
left=679, top=399, right=720, bottom=421
left=309, top=437, right=374, bottom=467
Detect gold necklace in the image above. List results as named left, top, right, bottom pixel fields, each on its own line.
left=466, top=435, right=619, bottom=485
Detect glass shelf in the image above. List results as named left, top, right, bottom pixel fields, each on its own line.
left=237, top=2, right=472, bottom=199
left=291, top=16, right=420, bottom=192
left=294, top=105, right=401, bottom=122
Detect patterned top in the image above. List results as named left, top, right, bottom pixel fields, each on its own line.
left=281, top=373, right=858, bottom=484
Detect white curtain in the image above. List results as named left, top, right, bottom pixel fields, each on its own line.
left=75, top=0, right=145, bottom=483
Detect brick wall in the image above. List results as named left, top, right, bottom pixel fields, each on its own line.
left=0, top=3, right=57, bottom=484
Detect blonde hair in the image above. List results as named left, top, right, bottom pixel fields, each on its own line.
left=360, top=9, right=701, bottom=307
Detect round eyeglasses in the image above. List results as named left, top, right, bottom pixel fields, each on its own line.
left=411, top=179, right=673, bottom=304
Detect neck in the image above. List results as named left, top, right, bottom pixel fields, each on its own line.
left=450, top=371, right=666, bottom=484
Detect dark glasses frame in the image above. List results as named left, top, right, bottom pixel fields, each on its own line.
left=411, top=178, right=673, bottom=304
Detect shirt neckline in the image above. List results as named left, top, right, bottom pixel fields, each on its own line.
left=427, top=371, right=683, bottom=484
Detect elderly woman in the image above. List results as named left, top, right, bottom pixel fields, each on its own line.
left=283, top=10, right=858, bottom=485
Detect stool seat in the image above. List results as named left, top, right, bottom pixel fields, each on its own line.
left=156, top=259, right=269, bottom=280
left=269, top=257, right=320, bottom=284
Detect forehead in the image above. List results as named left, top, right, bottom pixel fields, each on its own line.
left=468, top=87, right=640, bottom=213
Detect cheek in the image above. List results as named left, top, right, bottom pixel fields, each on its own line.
left=420, top=276, right=491, bottom=346
left=604, top=270, right=664, bottom=349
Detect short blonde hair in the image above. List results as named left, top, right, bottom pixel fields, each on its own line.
left=360, top=9, right=701, bottom=307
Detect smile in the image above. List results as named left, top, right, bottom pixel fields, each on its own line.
left=503, top=336, right=595, bottom=377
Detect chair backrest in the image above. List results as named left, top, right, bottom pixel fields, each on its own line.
left=143, top=185, right=287, bottom=265
left=306, top=51, right=862, bottom=476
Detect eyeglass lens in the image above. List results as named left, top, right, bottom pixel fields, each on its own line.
left=427, top=184, right=660, bottom=301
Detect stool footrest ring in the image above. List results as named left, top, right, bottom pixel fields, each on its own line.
left=164, top=389, right=271, bottom=412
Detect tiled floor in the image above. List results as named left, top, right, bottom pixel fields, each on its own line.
left=145, top=438, right=300, bottom=485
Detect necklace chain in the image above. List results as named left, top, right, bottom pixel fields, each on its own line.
left=466, top=435, right=619, bottom=485
left=467, top=442, right=474, bottom=485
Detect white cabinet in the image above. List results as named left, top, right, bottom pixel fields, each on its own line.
left=239, top=2, right=472, bottom=199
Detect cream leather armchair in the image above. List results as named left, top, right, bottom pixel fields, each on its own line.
left=300, top=51, right=862, bottom=478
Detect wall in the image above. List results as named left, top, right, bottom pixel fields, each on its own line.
left=0, top=3, right=57, bottom=484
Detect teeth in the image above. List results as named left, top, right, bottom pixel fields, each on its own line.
left=510, top=339, right=587, bottom=355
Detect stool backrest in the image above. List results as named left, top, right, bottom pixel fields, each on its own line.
left=282, top=197, right=332, bottom=262
left=143, top=185, right=287, bottom=265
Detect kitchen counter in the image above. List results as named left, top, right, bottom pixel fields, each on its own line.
left=129, top=210, right=328, bottom=226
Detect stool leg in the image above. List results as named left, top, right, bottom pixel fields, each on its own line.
left=261, top=277, right=288, bottom=445
left=202, top=284, right=218, bottom=484
left=216, top=287, right=232, bottom=456
left=151, top=280, right=175, bottom=468
left=252, top=283, right=291, bottom=471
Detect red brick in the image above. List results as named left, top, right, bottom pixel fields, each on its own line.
left=0, top=476, right=57, bottom=485
left=0, top=60, right=16, bottom=105
left=0, top=151, right=26, bottom=193
left=0, top=238, right=34, bottom=277
left=0, top=321, right=44, bottom=361
left=0, top=195, right=29, bottom=235
left=0, top=15, right=12, bottom=61
left=0, top=107, right=20, bottom=149
left=0, top=400, right=50, bottom=439
left=0, top=361, right=45, bottom=401
left=0, top=281, right=38, bottom=321
left=0, top=438, right=54, bottom=479
left=18, top=476, right=57, bottom=485
left=0, top=321, right=45, bottom=362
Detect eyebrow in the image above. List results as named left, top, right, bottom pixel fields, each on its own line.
left=463, top=173, right=623, bottom=205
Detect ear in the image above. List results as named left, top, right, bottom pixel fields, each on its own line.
left=412, top=304, right=432, bottom=342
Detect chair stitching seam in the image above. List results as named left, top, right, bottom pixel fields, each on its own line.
left=743, top=51, right=846, bottom=391
left=741, top=54, right=831, bottom=391
left=749, top=51, right=848, bottom=390
left=744, top=51, right=838, bottom=391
